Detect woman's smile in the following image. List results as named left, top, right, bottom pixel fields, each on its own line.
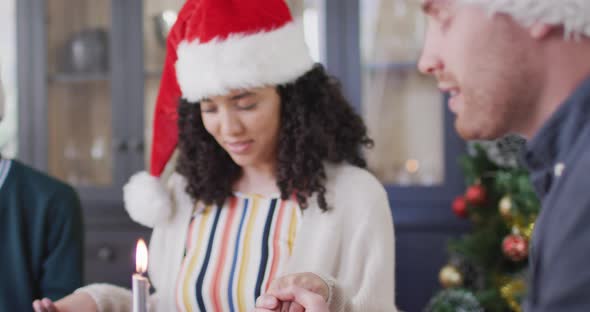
left=225, top=140, right=254, bottom=154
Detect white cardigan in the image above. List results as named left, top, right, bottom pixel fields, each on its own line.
left=78, top=163, right=397, bottom=311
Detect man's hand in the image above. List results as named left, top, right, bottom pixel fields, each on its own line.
left=254, top=286, right=329, bottom=312
left=254, top=272, right=329, bottom=312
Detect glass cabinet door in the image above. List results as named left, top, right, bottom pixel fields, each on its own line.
left=288, top=0, right=325, bottom=63
left=143, top=0, right=184, bottom=169
left=0, top=0, right=17, bottom=158
left=360, top=0, right=444, bottom=186
left=45, top=0, right=113, bottom=187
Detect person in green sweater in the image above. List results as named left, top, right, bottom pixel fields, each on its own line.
left=0, top=71, right=84, bottom=311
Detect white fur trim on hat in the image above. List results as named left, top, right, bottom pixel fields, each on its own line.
left=175, top=20, right=314, bottom=102
left=123, top=171, right=172, bottom=228
left=460, top=0, right=590, bottom=38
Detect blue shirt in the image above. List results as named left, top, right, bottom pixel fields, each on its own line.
left=522, top=74, right=590, bottom=311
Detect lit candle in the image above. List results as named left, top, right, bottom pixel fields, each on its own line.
left=133, top=239, right=150, bottom=312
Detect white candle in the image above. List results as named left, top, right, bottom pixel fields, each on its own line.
left=133, top=239, right=150, bottom=312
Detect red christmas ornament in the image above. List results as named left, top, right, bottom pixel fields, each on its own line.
left=465, top=184, right=487, bottom=206
left=452, top=196, right=468, bottom=218
left=502, top=234, right=528, bottom=261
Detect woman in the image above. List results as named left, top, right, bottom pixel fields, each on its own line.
left=33, top=0, right=396, bottom=311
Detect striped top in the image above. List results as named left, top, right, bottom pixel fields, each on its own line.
left=175, top=193, right=301, bottom=312
left=0, top=159, right=12, bottom=190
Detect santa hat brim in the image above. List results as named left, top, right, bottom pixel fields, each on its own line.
left=175, top=20, right=314, bottom=102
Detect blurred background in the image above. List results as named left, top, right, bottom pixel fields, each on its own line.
left=1, top=1, right=469, bottom=311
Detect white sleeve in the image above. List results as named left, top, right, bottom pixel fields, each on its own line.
left=325, top=183, right=398, bottom=312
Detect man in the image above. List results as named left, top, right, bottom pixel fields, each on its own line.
left=257, top=0, right=590, bottom=311
left=418, top=1, right=590, bottom=309
left=0, top=71, right=84, bottom=310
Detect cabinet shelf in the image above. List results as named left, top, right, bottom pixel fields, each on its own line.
left=144, top=70, right=163, bottom=79
left=48, top=72, right=109, bottom=84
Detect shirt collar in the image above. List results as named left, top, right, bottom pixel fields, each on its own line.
left=523, top=74, right=590, bottom=197
left=0, top=158, right=12, bottom=190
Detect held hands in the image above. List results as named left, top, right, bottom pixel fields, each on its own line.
left=33, top=274, right=328, bottom=312
left=254, top=272, right=330, bottom=312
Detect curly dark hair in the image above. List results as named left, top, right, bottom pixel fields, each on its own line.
left=176, top=64, right=373, bottom=211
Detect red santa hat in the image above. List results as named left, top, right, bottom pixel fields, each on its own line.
left=459, top=0, right=590, bottom=38
left=124, top=0, right=314, bottom=227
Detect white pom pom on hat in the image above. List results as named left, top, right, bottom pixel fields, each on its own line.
left=123, top=171, right=172, bottom=228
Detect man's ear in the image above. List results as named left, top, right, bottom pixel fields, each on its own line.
left=529, top=23, right=554, bottom=40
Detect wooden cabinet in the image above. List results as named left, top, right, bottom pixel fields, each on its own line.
left=16, top=0, right=185, bottom=286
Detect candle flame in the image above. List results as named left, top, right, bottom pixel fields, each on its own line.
left=135, top=239, right=148, bottom=273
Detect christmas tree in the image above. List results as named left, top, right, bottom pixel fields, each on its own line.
left=425, top=136, right=540, bottom=312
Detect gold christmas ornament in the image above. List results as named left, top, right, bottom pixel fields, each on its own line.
left=500, top=278, right=526, bottom=312
left=499, top=196, right=513, bottom=219
left=439, top=265, right=463, bottom=288
left=523, top=221, right=536, bottom=240
left=513, top=219, right=536, bottom=240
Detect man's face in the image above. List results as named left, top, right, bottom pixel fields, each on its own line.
left=418, top=0, right=538, bottom=140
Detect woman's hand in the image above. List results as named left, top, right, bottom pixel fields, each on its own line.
left=254, top=286, right=329, bottom=312
left=33, top=292, right=98, bottom=312
left=254, top=272, right=329, bottom=312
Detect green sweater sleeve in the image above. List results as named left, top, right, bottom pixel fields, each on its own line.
left=0, top=160, right=85, bottom=309
left=41, top=185, right=84, bottom=300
